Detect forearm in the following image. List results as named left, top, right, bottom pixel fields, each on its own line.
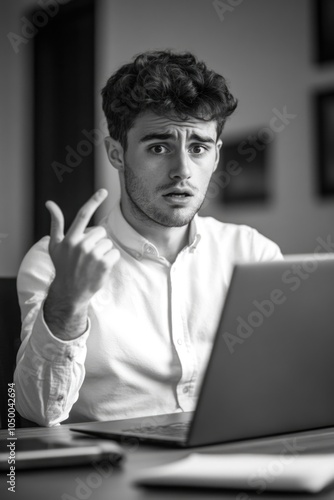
left=15, top=189, right=118, bottom=425
left=43, top=281, right=89, bottom=341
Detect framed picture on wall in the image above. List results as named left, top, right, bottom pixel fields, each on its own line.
left=315, top=90, right=334, bottom=197
left=314, top=0, right=334, bottom=63
left=206, top=131, right=271, bottom=205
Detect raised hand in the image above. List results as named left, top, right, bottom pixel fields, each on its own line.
left=44, top=189, right=120, bottom=340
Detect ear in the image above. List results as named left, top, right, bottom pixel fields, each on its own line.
left=104, top=136, right=125, bottom=172
left=213, top=138, right=223, bottom=173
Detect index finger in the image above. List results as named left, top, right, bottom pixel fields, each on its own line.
left=66, top=189, right=108, bottom=238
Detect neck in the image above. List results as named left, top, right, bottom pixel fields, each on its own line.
left=120, top=197, right=190, bottom=263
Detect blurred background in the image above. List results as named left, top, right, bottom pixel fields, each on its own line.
left=1, top=0, right=334, bottom=276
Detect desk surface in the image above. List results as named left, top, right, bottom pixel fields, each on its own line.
left=1, top=424, right=334, bottom=500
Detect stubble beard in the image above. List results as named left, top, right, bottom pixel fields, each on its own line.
left=123, top=161, right=207, bottom=228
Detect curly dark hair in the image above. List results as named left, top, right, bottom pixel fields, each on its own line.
left=101, top=50, right=238, bottom=151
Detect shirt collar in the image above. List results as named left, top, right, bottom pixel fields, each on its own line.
left=101, top=202, right=201, bottom=260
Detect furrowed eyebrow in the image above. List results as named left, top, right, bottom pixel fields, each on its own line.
left=139, top=132, right=216, bottom=144
left=190, top=133, right=216, bottom=144
left=139, top=133, right=174, bottom=143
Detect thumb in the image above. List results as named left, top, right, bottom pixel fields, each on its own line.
left=45, top=201, right=65, bottom=249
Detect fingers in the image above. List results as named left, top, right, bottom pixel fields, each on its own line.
left=67, top=189, right=108, bottom=239
left=83, top=226, right=107, bottom=244
left=81, top=227, right=110, bottom=254
left=45, top=201, right=65, bottom=248
left=90, top=239, right=114, bottom=259
left=103, top=247, right=121, bottom=268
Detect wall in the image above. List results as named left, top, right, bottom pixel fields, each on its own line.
left=1, top=0, right=334, bottom=277
left=95, top=0, right=334, bottom=254
left=0, top=0, right=35, bottom=276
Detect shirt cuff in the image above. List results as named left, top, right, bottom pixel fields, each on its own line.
left=28, top=303, right=90, bottom=363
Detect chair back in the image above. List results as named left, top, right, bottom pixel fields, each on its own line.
left=0, top=278, right=22, bottom=429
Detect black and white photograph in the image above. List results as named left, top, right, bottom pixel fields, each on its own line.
left=1, top=1, right=334, bottom=499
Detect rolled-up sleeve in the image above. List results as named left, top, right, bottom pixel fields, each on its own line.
left=14, top=236, right=89, bottom=427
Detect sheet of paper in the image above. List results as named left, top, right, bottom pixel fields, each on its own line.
left=134, top=453, right=334, bottom=493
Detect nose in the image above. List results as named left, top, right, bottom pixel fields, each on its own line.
left=169, top=149, right=191, bottom=181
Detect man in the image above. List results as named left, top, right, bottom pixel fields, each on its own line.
left=14, top=50, right=282, bottom=426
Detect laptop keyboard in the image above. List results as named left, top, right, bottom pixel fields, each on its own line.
left=122, top=421, right=191, bottom=438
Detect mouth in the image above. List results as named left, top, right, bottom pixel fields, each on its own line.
left=162, top=190, right=194, bottom=206
left=162, top=189, right=194, bottom=199
left=163, top=193, right=191, bottom=199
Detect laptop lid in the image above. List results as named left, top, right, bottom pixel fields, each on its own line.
left=187, top=256, right=334, bottom=446
left=72, top=256, right=334, bottom=448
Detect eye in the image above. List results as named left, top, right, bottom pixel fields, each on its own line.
left=190, top=144, right=208, bottom=155
left=149, top=145, right=169, bottom=155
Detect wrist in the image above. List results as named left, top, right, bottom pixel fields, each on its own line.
left=44, top=284, right=89, bottom=341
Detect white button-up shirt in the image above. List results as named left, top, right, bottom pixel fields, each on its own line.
left=14, top=204, right=283, bottom=426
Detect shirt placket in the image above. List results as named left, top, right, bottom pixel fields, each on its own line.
left=169, top=251, right=197, bottom=411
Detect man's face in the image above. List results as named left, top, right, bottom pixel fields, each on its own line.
left=121, top=111, right=222, bottom=227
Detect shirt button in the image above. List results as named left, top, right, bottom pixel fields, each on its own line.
left=57, top=395, right=64, bottom=402
left=177, top=339, right=183, bottom=345
left=183, top=386, right=189, bottom=394
left=66, top=353, right=73, bottom=361
left=144, top=244, right=154, bottom=254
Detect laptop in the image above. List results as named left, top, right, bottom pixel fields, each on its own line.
left=72, top=255, right=334, bottom=448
